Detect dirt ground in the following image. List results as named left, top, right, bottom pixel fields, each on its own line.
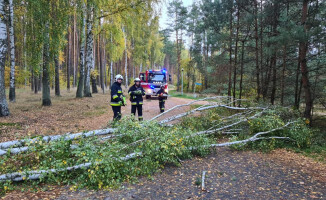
left=3, top=148, right=326, bottom=200
left=0, top=87, right=200, bottom=143
left=1, top=87, right=326, bottom=199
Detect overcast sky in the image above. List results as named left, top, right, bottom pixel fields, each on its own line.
left=159, top=0, right=195, bottom=31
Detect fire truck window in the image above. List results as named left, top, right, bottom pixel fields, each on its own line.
left=149, top=74, right=165, bottom=83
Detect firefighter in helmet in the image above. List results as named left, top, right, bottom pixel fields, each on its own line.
left=128, top=78, right=145, bottom=121
left=157, top=85, right=168, bottom=113
left=110, top=74, right=127, bottom=121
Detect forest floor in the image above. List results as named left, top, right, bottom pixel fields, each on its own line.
left=0, top=87, right=204, bottom=143
left=1, top=87, right=326, bottom=199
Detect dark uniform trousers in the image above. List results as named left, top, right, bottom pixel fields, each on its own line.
left=112, top=106, right=122, bottom=121
left=131, top=104, right=143, bottom=121
left=159, top=99, right=165, bottom=113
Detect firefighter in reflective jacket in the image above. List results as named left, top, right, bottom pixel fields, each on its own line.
left=128, top=78, right=145, bottom=121
left=110, top=74, right=127, bottom=121
left=157, top=85, right=167, bottom=113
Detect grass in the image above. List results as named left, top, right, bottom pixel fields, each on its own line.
left=168, top=90, right=202, bottom=100
left=290, top=115, right=326, bottom=163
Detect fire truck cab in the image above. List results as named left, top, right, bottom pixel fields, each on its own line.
left=140, top=69, right=170, bottom=99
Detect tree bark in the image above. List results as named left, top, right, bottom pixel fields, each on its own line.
left=8, top=0, right=15, bottom=102
left=123, top=26, right=128, bottom=88
left=55, top=55, right=60, bottom=96
left=84, top=1, right=93, bottom=97
left=228, top=1, right=233, bottom=98
left=281, top=46, right=286, bottom=105
left=67, top=17, right=71, bottom=91
left=233, top=6, right=240, bottom=105
left=239, top=40, right=245, bottom=104
left=0, top=0, right=10, bottom=116
left=76, top=1, right=86, bottom=98
left=254, top=0, right=260, bottom=99
left=299, top=0, right=312, bottom=119
left=42, top=22, right=51, bottom=106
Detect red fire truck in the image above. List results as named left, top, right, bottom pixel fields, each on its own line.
left=139, top=69, right=170, bottom=99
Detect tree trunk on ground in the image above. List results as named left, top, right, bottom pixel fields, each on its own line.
left=42, top=22, right=51, bottom=106
left=84, top=1, right=93, bottom=97
left=8, top=0, right=15, bottom=102
left=299, top=0, right=312, bottom=120
left=76, top=1, right=86, bottom=98
left=0, top=0, right=10, bottom=116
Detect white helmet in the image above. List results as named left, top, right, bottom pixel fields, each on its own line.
left=134, top=78, right=141, bottom=82
left=115, top=74, right=123, bottom=81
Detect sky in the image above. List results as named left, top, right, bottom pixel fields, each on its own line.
left=159, top=0, right=195, bottom=31
left=158, top=0, right=196, bottom=48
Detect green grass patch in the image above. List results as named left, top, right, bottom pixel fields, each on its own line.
left=0, top=122, right=22, bottom=129
left=169, top=90, right=201, bottom=100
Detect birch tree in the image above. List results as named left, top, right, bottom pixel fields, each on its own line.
left=76, top=1, right=86, bottom=98
left=84, top=0, right=94, bottom=97
left=8, top=0, right=15, bottom=102
left=0, top=0, right=10, bottom=116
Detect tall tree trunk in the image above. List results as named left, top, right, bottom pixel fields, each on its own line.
left=31, top=69, right=34, bottom=91
left=239, top=40, right=245, bottom=104
left=281, top=46, right=286, bottom=105
left=67, top=18, right=71, bottom=91
left=123, top=26, right=128, bottom=88
left=228, top=0, right=233, bottom=98
left=42, top=22, right=51, bottom=106
left=8, top=0, right=15, bottom=102
left=176, top=13, right=181, bottom=91
left=299, top=0, right=312, bottom=119
left=294, top=52, right=301, bottom=108
left=38, top=73, right=42, bottom=91
left=233, top=6, right=240, bottom=105
left=34, top=75, right=38, bottom=94
left=255, top=0, right=260, bottom=99
left=270, top=54, right=276, bottom=105
left=99, top=32, right=104, bottom=93
left=84, top=1, right=93, bottom=97
left=109, top=34, right=113, bottom=87
left=55, top=55, right=60, bottom=96
left=76, top=2, right=86, bottom=98
left=0, top=0, right=10, bottom=116
left=73, top=12, right=77, bottom=88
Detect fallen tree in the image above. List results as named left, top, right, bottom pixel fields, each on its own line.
left=0, top=101, right=312, bottom=191
left=0, top=128, right=115, bottom=150
left=0, top=121, right=295, bottom=182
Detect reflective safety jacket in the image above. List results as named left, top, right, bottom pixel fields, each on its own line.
left=128, top=84, right=145, bottom=105
left=157, top=89, right=167, bottom=101
left=110, top=82, right=124, bottom=106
